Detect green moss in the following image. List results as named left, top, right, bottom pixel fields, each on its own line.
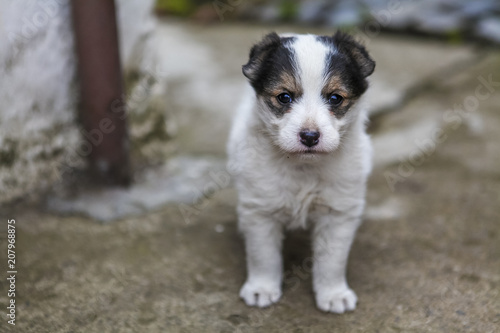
left=133, top=112, right=170, bottom=148
left=0, top=139, right=18, bottom=168
left=446, top=30, right=463, bottom=45
left=280, top=0, right=297, bottom=21
left=124, top=70, right=142, bottom=94
left=35, top=147, right=64, bottom=161
left=336, top=25, right=359, bottom=34
left=129, top=103, right=160, bottom=124
left=156, top=0, right=194, bottom=16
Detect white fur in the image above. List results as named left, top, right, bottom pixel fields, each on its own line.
left=228, top=35, right=372, bottom=313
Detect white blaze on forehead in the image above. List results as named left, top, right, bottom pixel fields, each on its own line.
left=291, top=35, right=333, bottom=93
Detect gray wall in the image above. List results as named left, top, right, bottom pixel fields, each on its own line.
left=0, top=0, right=169, bottom=203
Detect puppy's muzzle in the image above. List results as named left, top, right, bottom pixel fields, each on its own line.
left=299, top=130, right=320, bottom=147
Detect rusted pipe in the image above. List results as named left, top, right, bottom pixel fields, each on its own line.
left=72, top=0, right=131, bottom=185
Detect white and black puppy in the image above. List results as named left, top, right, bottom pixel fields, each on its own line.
left=227, top=32, right=375, bottom=313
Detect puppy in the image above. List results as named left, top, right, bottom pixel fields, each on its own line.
left=227, top=32, right=375, bottom=313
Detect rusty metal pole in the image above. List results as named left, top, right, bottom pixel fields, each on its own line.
left=72, top=0, right=131, bottom=186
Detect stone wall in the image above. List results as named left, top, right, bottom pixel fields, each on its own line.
left=0, top=0, right=172, bottom=204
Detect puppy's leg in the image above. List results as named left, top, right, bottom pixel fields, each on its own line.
left=312, top=211, right=361, bottom=313
left=239, top=213, right=283, bottom=308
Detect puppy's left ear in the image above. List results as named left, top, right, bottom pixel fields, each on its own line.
left=242, top=32, right=281, bottom=82
left=333, top=32, right=375, bottom=78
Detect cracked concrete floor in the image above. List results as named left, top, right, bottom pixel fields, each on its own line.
left=1, top=22, right=500, bottom=332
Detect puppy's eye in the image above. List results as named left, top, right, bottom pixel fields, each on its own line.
left=328, top=94, right=343, bottom=106
left=277, top=93, right=293, bottom=104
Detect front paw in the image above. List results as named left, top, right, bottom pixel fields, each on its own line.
left=239, top=279, right=282, bottom=308
left=315, top=287, right=357, bottom=313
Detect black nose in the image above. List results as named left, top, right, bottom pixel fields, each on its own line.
left=299, top=130, right=320, bottom=147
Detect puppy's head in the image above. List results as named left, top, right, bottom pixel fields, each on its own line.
left=243, top=32, right=375, bottom=156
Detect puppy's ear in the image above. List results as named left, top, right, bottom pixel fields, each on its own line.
left=242, top=32, right=281, bottom=82
left=332, top=32, right=375, bottom=78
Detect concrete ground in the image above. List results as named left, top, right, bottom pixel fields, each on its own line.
left=1, top=21, right=500, bottom=332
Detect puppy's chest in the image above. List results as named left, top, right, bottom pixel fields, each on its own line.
left=268, top=174, right=333, bottom=229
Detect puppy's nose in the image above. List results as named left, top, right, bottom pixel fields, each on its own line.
left=299, top=130, right=320, bottom=147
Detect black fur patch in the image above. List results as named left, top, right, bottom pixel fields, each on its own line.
left=327, top=100, right=355, bottom=118
left=243, top=33, right=299, bottom=116
left=317, top=32, right=375, bottom=99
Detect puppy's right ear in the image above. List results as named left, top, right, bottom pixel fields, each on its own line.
left=332, top=31, right=375, bottom=78
left=242, top=32, right=281, bottom=82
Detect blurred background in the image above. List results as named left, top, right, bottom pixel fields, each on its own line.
left=0, top=0, right=499, bottom=332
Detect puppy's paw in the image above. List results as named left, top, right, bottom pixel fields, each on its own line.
left=315, top=287, right=357, bottom=313
left=239, top=279, right=282, bottom=308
